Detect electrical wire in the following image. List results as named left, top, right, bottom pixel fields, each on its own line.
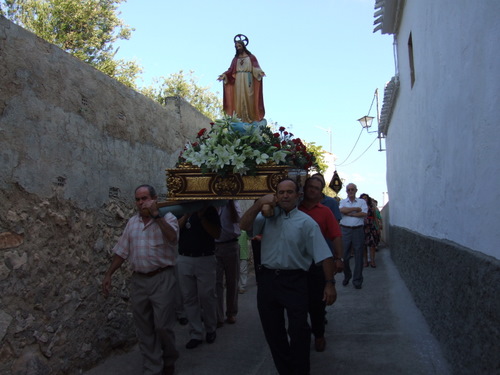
left=335, top=127, right=364, bottom=166
left=336, top=90, right=378, bottom=167
left=339, top=136, right=379, bottom=167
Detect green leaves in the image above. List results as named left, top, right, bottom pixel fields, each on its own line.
left=2, top=0, right=141, bottom=88
left=141, top=70, right=222, bottom=120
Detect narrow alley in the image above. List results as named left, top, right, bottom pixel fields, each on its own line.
left=84, top=246, right=450, bottom=375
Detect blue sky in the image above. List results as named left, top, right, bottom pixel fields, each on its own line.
left=115, top=0, right=394, bottom=205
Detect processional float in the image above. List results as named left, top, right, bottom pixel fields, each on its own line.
left=158, top=35, right=322, bottom=215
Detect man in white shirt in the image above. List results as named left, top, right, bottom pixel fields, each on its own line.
left=102, top=185, right=180, bottom=375
left=240, top=178, right=336, bottom=375
left=339, top=183, right=368, bottom=289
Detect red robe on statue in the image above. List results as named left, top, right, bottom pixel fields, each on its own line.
left=221, top=54, right=265, bottom=123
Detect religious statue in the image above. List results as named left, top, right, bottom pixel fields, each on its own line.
left=218, top=34, right=266, bottom=124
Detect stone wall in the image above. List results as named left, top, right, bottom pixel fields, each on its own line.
left=389, top=225, right=500, bottom=375
left=0, top=16, right=210, bottom=374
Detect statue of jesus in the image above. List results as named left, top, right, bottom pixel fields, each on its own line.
left=218, top=34, right=265, bottom=123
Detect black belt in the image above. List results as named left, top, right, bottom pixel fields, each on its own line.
left=179, top=252, right=214, bottom=257
left=134, top=266, right=170, bottom=277
left=341, top=225, right=363, bottom=229
left=216, top=238, right=238, bottom=244
left=258, top=265, right=306, bottom=275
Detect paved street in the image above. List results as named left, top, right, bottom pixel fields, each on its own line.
left=84, top=247, right=451, bottom=375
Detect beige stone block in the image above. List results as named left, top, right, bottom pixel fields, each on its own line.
left=0, top=231, right=24, bottom=249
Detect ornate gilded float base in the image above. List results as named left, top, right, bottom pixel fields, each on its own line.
left=166, top=166, right=290, bottom=200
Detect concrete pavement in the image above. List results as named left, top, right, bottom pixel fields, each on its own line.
left=84, top=247, right=451, bottom=375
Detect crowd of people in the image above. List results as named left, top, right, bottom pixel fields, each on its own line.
left=101, top=177, right=383, bottom=375
left=99, top=35, right=388, bottom=375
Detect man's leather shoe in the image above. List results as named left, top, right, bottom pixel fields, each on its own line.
left=206, top=331, right=216, bottom=344
left=185, top=339, right=202, bottom=349
left=178, top=317, right=188, bottom=326
left=226, top=316, right=236, bottom=324
left=164, top=364, right=175, bottom=375
left=342, top=277, right=350, bottom=286
left=315, top=337, right=326, bottom=352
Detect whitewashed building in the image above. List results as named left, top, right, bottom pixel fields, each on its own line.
left=374, top=1, right=500, bottom=374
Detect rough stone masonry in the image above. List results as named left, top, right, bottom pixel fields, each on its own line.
left=0, top=16, right=209, bottom=374
left=0, top=186, right=138, bottom=374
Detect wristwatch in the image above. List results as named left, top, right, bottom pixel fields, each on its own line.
left=325, top=279, right=336, bottom=285
left=334, top=258, right=344, bottom=262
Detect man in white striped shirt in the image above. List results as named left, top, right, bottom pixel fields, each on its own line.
left=102, top=185, right=179, bottom=375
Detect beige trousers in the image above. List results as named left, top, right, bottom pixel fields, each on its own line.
left=130, top=268, right=178, bottom=375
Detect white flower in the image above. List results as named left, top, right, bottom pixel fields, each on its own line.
left=271, top=150, right=288, bottom=164
left=177, top=115, right=316, bottom=175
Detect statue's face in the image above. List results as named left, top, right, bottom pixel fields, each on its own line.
left=235, top=42, right=244, bottom=51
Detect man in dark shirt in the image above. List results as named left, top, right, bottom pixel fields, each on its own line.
left=177, top=204, right=221, bottom=349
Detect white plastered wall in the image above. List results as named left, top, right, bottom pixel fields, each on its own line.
left=385, top=0, right=500, bottom=259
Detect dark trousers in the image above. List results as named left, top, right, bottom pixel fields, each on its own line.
left=307, top=263, right=326, bottom=339
left=251, top=239, right=262, bottom=281
left=341, top=226, right=365, bottom=287
left=257, top=267, right=310, bottom=375
left=215, top=241, right=240, bottom=321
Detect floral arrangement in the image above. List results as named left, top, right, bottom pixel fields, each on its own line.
left=177, top=116, right=319, bottom=176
